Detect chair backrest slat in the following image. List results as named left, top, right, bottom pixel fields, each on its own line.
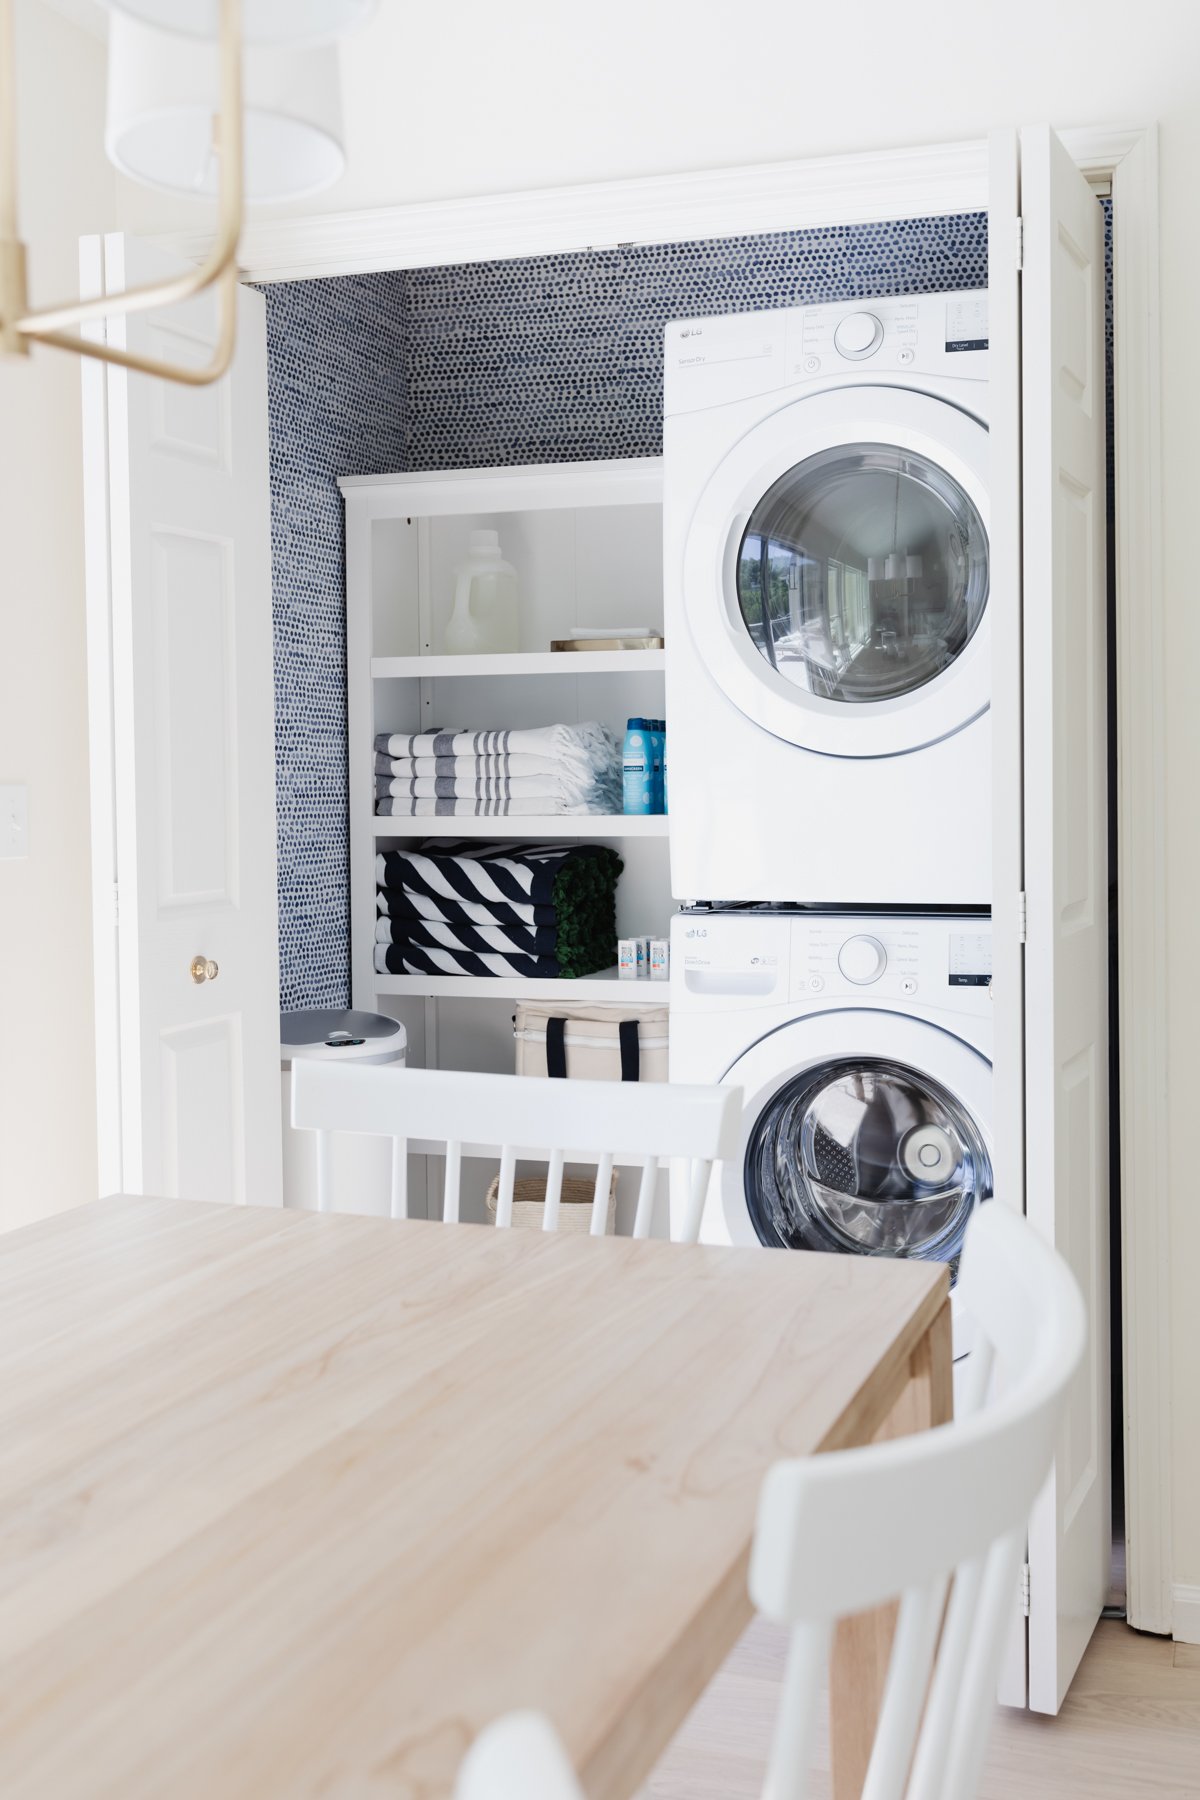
left=443, top=1139, right=463, bottom=1223
left=390, top=1138, right=408, bottom=1220
left=541, top=1150, right=565, bottom=1232
left=315, top=1130, right=333, bottom=1214
left=631, top=1156, right=658, bottom=1240
left=494, top=1144, right=517, bottom=1229
left=589, top=1153, right=614, bottom=1237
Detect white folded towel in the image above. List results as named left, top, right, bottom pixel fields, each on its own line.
left=374, top=721, right=617, bottom=775
left=374, top=722, right=621, bottom=815
left=375, top=796, right=583, bottom=817
left=376, top=775, right=575, bottom=800
left=374, top=751, right=565, bottom=779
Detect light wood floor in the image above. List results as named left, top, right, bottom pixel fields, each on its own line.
left=641, top=1621, right=1200, bottom=1799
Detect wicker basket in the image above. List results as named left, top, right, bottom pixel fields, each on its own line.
left=485, top=1171, right=618, bottom=1235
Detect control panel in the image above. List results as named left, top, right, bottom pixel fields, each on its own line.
left=663, top=288, right=987, bottom=418
left=799, top=917, right=922, bottom=998
left=672, top=911, right=993, bottom=1015
left=792, top=915, right=993, bottom=1007
left=785, top=288, right=988, bottom=383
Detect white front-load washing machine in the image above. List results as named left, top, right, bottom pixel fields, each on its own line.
left=664, top=289, right=990, bottom=906
left=669, top=908, right=994, bottom=1352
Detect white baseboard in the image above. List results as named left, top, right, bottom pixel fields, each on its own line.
left=1173, top=1585, right=1200, bottom=1645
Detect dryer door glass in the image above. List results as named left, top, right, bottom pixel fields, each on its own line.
left=745, top=1056, right=992, bottom=1277
left=736, top=443, right=989, bottom=703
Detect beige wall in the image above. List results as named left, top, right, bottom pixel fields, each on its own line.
left=0, top=1, right=113, bottom=1229
left=7, top=0, right=1198, bottom=1609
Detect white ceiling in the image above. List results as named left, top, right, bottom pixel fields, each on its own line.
left=35, top=0, right=1200, bottom=234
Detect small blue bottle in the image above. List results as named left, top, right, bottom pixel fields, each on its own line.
left=660, top=718, right=668, bottom=814
left=622, top=718, right=653, bottom=814
left=646, top=719, right=662, bottom=813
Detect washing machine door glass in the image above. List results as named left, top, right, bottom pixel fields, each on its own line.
left=746, top=1055, right=992, bottom=1275
left=736, top=444, right=988, bottom=704
left=684, top=385, right=991, bottom=757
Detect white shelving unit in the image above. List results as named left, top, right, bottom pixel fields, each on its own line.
left=368, top=812, right=668, bottom=839
left=375, top=968, right=638, bottom=1003
left=340, top=456, right=672, bottom=1166
left=371, top=649, right=664, bottom=680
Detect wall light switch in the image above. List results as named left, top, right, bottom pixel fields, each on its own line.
left=0, top=785, right=29, bottom=859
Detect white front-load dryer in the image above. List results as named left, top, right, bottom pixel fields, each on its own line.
left=669, top=908, right=995, bottom=1353
left=664, top=289, right=991, bottom=906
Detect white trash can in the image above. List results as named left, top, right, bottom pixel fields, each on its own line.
left=280, top=1009, right=407, bottom=1215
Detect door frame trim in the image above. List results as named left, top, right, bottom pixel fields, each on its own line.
left=1109, top=125, right=1172, bottom=1636
left=161, top=122, right=1168, bottom=1629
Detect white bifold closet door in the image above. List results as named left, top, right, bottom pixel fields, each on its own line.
left=990, top=127, right=1111, bottom=1714
left=82, top=236, right=282, bottom=1208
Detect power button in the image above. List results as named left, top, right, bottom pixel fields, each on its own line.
left=804, top=355, right=821, bottom=374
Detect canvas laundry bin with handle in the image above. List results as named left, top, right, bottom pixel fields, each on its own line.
left=512, top=1000, right=669, bottom=1083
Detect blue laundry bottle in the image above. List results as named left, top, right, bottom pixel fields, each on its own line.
left=660, top=718, right=668, bottom=814
left=622, top=718, right=653, bottom=814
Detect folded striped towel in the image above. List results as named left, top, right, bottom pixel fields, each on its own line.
left=374, top=752, right=565, bottom=779
left=377, top=887, right=558, bottom=929
left=376, top=916, right=559, bottom=956
left=374, top=841, right=622, bottom=979
left=374, top=942, right=569, bottom=981
left=375, top=843, right=616, bottom=910
left=374, top=722, right=616, bottom=771
left=375, top=775, right=576, bottom=800
left=375, top=796, right=579, bottom=817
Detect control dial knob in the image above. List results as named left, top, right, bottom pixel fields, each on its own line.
left=838, top=934, right=888, bottom=985
left=834, top=311, right=883, bottom=360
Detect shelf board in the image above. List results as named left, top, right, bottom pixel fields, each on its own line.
left=374, top=967, right=664, bottom=1003
left=372, top=649, right=665, bottom=679
left=370, top=813, right=668, bottom=838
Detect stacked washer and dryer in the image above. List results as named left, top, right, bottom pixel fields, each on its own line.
left=664, top=290, right=995, bottom=1346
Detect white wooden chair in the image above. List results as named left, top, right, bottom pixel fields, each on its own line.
left=453, top=1202, right=1087, bottom=1800
left=289, top=1060, right=741, bottom=1241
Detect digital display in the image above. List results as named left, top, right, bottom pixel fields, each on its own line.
left=948, top=931, right=992, bottom=987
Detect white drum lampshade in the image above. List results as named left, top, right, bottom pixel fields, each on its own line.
left=105, top=13, right=346, bottom=202
left=97, top=0, right=376, bottom=46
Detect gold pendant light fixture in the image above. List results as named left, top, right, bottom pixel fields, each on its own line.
left=0, top=0, right=373, bottom=387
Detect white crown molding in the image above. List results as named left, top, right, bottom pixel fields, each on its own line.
left=167, top=139, right=990, bottom=283
left=154, top=126, right=1139, bottom=287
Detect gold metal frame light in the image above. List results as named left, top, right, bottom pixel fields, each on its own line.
left=0, top=0, right=244, bottom=387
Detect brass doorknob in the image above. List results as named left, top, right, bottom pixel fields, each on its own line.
left=190, top=955, right=219, bottom=984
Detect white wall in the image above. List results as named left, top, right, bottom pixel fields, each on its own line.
left=0, top=1, right=115, bottom=1228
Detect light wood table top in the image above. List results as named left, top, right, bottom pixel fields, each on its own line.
left=0, top=1195, right=950, bottom=1800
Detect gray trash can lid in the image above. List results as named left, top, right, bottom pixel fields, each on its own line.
left=280, top=1008, right=406, bottom=1060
